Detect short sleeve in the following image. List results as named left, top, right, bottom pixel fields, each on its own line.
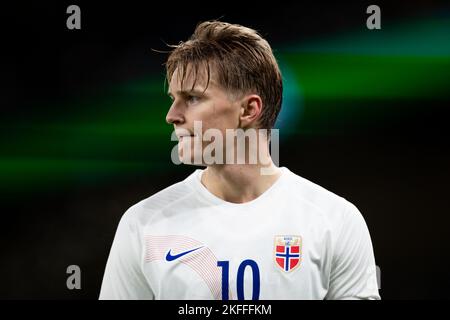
left=325, top=202, right=381, bottom=300
left=99, top=208, right=154, bottom=300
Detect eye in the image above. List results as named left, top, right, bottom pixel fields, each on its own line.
left=186, top=95, right=200, bottom=104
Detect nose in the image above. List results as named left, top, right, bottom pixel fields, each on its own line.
left=166, top=102, right=185, bottom=125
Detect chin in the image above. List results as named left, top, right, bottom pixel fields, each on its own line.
left=178, top=148, right=205, bottom=166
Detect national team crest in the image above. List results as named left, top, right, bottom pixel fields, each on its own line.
left=274, top=235, right=302, bottom=272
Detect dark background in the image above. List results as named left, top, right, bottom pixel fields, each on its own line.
left=0, top=1, right=449, bottom=299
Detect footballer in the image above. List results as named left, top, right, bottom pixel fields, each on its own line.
left=99, top=21, right=380, bottom=300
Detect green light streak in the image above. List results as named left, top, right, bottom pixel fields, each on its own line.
left=279, top=53, right=449, bottom=100
left=1, top=16, right=449, bottom=194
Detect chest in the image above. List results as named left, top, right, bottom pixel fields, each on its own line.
left=141, top=208, right=333, bottom=299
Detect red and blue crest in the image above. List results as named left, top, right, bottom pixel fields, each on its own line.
left=274, top=235, right=302, bottom=272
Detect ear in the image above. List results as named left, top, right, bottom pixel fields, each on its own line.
left=239, top=94, right=263, bottom=129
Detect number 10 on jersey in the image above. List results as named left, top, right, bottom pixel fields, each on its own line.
left=217, top=259, right=260, bottom=300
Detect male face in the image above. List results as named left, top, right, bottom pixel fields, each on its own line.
left=166, top=65, right=242, bottom=165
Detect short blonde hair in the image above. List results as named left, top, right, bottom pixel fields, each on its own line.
left=166, top=21, right=283, bottom=129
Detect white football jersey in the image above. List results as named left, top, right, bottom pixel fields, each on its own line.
left=99, top=167, right=380, bottom=300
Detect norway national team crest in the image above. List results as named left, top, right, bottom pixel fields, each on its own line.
left=274, top=235, right=302, bottom=272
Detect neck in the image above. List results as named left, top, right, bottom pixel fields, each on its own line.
left=201, top=159, right=282, bottom=204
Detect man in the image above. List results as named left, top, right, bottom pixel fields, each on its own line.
left=99, top=21, right=380, bottom=300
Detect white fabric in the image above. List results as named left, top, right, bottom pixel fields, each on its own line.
left=99, top=167, right=380, bottom=300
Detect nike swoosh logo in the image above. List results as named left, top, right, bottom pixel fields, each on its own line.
left=165, top=246, right=204, bottom=261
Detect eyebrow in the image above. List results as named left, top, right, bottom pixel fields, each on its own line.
left=167, top=89, right=207, bottom=98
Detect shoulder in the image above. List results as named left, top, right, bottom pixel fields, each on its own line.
left=282, top=167, right=365, bottom=226
left=119, top=171, right=198, bottom=227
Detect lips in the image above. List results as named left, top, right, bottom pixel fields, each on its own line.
left=178, top=135, right=195, bottom=140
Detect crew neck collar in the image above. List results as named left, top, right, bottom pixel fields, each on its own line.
left=189, top=167, right=289, bottom=208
